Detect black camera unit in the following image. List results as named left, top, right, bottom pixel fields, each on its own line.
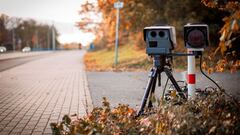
left=184, top=24, right=209, bottom=51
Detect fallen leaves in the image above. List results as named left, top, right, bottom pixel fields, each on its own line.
left=51, top=91, right=240, bottom=135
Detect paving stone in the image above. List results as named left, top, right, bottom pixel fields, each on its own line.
left=27, top=121, right=38, bottom=126
left=6, top=122, right=18, bottom=127
left=41, top=115, right=50, bottom=119
left=0, top=120, right=10, bottom=125
left=0, top=130, right=11, bottom=135
left=15, top=123, right=26, bottom=128
left=11, top=127, right=23, bottom=133
left=38, top=119, right=48, bottom=124
left=1, top=126, right=14, bottom=132
left=18, top=120, right=29, bottom=124
left=30, top=117, right=41, bottom=121
left=24, top=124, right=35, bottom=130
left=43, top=127, right=52, bottom=134
left=36, top=123, right=48, bottom=128
left=34, top=126, right=45, bottom=132
left=22, top=115, right=31, bottom=120
left=20, top=130, right=32, bottom=135
left=43, top=133, right=52, bottom=135
left=9, top=132, right=21, bottom=135
left=32, top=131, right=43, bottom=135
left=11, top=117, right=22, bottom=122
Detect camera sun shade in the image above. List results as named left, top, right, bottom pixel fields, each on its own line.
left=184, top=24, right=209, bottom=50
left=143, top=26, right=177, bottom=55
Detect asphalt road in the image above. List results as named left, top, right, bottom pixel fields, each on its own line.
left=0, top=52, right=55, bottom=72
left=87, top=71, right=240, bottom=108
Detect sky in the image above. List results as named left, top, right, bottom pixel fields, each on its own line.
left=0, top=0, right=96, bottom=45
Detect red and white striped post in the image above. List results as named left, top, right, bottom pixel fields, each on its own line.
left=187, top=49, right=196, bottom=99
left=185, top=23, right=209, bottom=100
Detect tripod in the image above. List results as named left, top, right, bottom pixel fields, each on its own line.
left=137, top=55, right=186, bottom=116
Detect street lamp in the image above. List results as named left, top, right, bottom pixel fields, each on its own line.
left=114, top=0, right=124, bottom=66
left=12, top=28, right=15, bottom=51
left=19, top=26, right=24, bottom=49
left=51, top=24, right=56, bottom=50
left=47, top=26, right=51, bottom=50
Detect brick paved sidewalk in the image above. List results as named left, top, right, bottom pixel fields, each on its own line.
left=0, top=50, right=92, bottom=135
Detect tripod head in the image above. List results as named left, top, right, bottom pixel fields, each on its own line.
left=152, top=55, right=172, bottom=70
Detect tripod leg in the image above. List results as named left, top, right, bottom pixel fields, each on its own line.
left=164, top=68, right=186, bottom=99
left=148, top=73, right=157, bottom=108
left=137, top=68, right=157, bottom=116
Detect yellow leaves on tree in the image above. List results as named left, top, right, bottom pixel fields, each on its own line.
left=202, top=0, right=240, bottom=72
left=216, top=2, right=240, bottom=53
left=201, top=0, right=218, bottom=8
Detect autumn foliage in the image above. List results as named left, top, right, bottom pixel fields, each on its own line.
left=201, top=0, right=240, bottom=72
left=51, top=91, right=240, bottom=135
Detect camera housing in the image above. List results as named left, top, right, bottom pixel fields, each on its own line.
left=184, top=24, right=209, bottom=51
left=143, top=25, right=177, bottom=55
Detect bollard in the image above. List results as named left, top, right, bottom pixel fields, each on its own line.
left=187, top=50, right=196, bottom=99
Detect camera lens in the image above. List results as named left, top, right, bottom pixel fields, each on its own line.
left=187, top=29, right=204, bottom=47
left=150, top=31, right=157, bottom=38
left=158, top=31, right=165, bottom=38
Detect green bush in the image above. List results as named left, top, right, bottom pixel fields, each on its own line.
left=51, top=92, right=240, bottom=135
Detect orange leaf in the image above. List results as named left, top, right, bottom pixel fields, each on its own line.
left=208, top=68, right=214, bottom=74
left=202, top=61, right=207, bottom=70
left=220, top=42, right=227, bottom=55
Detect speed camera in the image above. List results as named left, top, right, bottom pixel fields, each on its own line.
left=143, top=25, right=177, bottom=55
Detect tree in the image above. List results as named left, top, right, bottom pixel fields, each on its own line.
left=201, top=0, right=240, bottom=72
left=0, top=14, right=9, bottom=46
left=0, top=13, right=60, bottom=51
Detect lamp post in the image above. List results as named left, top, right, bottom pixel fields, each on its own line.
left=114, top=0, right=124, bottom=66
left=52, top=24, right=56, bottom=50
left=19, top=26, right=24, bottom=49
left=47, top=26, right=50, bottom=50
left=12, top=29, right=15, bottom=51
left=35, top=30, right=39, bottom=49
